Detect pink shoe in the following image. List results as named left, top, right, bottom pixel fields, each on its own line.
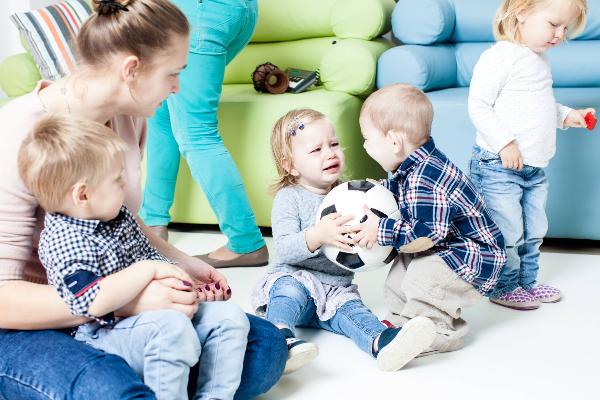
left=528, top=284, right=562, bottom=303
left=490, top=287, right=540, bottom=310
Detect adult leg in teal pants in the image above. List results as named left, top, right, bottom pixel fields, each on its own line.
left=141, top=0, right=267, bottom=267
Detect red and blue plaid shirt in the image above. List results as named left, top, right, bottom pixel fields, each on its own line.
left=378, top=138, right=506, bottom=295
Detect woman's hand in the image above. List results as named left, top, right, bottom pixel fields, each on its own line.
left=195, top=281, right=230, bottom=302
left=178, top=256, right=231, bottom=301
left=116, top=278, right=199, bottom=318
left=499, top=141, right=523, bottom=170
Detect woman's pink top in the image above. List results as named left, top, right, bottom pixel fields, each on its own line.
left=0, top=81, right=147, bottom=284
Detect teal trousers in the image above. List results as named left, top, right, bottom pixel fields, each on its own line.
left=141, top=0, right=264, bottom=253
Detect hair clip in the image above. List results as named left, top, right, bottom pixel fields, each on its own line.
left=287, top=117, right=305, bottom=136
left=97, top=0, right=129, bottom=14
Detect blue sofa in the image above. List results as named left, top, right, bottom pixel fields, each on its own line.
left=377, top=0, right=600, bottom=240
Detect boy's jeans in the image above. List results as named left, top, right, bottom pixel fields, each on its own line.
left=76, top=303, right=249, bottom=400
left=469, top=145, right=549, bottom=298
left=266, top=276, right=385, bottom=355
left=140, top=0, right=264, bottom=254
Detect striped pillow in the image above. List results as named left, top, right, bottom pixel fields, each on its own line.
left=10, top=0, right=92, bottom=81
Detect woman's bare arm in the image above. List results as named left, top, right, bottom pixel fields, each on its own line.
left=0, top=277, right=199, bottom=330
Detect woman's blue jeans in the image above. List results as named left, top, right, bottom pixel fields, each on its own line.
left=140, top=0, right=264, bottom=254
left=0, top=314, right=286, bottom=400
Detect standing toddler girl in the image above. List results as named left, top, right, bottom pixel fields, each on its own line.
left=469, top=0, right=594, bottom=310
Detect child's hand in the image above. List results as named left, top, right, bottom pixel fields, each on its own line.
left=307, top=213, right=356, bottom=252
left=564, top=108, right=596, bottom=129
left=152, top=262, right=194, bottom=288
left=366, top=178, right=383, bottom=186
left=353, top=205, right=381, bottom=249
left=499, top=141, right=523, bottom=170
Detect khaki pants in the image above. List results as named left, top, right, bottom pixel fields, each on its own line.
left=384, top=253, right=482, bottom=352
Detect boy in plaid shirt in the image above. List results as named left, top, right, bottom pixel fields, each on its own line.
left=354, top=84, right=506, bottom=356
left=18, top=115, right=249, bottom=400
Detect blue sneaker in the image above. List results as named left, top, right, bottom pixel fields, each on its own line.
left=280, top=328, right=319, bottom=374
left=375, top=316, right=436, bottom=371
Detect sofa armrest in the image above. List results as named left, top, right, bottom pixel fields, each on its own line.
left=377, top=44, right=457, bottom=92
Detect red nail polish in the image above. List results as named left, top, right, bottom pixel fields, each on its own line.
left=226, top=288, right=231, bottom=295
left=215, top=282, right=221, bottom=290
left=183, top=280, right=192, bottom=287
left=205, top=285, right=210, bottom=291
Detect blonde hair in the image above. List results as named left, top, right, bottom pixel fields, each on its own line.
left=18, top=114, right=128, bottom=212
left=76, top=0, right=189, bottom=69
left=269, top=108, right=329, bottom=194
left=494, top=0, right=588, bottom=41
left=360, top=83, right=433, bottom=145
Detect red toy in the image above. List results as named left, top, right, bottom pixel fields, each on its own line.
left=585, top=112, right=597, bottom=131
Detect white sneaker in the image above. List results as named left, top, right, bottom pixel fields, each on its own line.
left=376, top=316, right=436, bottom=371
left=280, top=329, right=319, bottom=374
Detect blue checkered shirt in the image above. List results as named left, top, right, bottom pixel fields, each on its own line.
left=39, top=206, right=170, bottom=324
left=377, top=138, right=506, bottom=295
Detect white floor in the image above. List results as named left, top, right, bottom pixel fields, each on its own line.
left=169, top=229, right=600, bottom=400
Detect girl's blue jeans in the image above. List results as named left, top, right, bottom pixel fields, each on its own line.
left=140, top=0, right=264, bottom=254
left=266, top=276, right=385, bottom=356
left=0, top=313, right=286, bottom=400
left=469, top=146, right=549, bottom=298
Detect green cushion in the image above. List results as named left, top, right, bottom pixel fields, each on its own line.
left=165, top=85, right=385, bottom=226
left=0, top=53, right=41, bottom=98
left=320, top=38, right=392, bottom=96
left=330, top=0, right=395, bottom=40
left=252, top=0, right=394, bottom=42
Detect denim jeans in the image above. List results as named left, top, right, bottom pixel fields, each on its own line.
left=469, top=146, right=549, bottom=297
left=75, top=303, right=249, bottom=400
left=0, top=313, right=286, bottom=400
left=140, top=0, right=264, bottom=254
left=266, top=276, right=385, bottom=355
left=0, top=328, right=155, bottom=400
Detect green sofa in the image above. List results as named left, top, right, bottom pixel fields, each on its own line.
left=0, top=0, right=394, bottom=227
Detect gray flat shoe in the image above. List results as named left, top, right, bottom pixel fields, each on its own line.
left=194, top=245, right=269, bottom=268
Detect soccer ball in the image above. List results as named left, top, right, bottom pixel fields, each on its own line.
left=316, top=180, right=400, bottom=272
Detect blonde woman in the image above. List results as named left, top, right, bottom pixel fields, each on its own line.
left=0, top=1, right=285, bottom=399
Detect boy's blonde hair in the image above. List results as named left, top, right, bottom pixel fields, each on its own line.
left=494, top=0, right=588, bottom=41
left=361, top=83, right=433, bottom=145
left=269, top=108, right=328, bottom=194
left=18, top=114, right=128, bottom=212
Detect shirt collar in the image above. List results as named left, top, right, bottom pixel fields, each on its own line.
left=48, top=206, right=128, bottom=235
left=391, top=137, right=436, bottom=181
